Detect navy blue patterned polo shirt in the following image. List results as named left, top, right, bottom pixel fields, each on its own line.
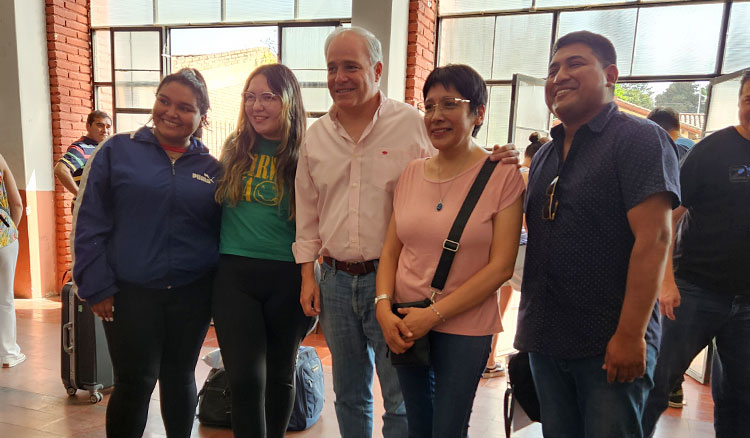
left=514, top=102, right=680, bottom=359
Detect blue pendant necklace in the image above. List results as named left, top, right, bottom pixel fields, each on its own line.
left=435, top=149, right=472, bottom=212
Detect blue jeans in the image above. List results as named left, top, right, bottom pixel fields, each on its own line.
left=396, top=331, right=491, bottom=438
left=318, top=261, right=408, bottom=438
left=642, top=278, right=750, bottom=438
left=529, top=345, right=657, bottom=438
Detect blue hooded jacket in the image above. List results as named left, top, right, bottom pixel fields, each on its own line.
left=72, top=126, right=221, bottom=304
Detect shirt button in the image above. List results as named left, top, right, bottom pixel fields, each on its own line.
left=352, top=182, right=358, bottom=187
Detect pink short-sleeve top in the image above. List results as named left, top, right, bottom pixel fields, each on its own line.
left=393, top=155, right=525, bottom=336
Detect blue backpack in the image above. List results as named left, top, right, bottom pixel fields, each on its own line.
left=287, top=346, right=325, bottom=431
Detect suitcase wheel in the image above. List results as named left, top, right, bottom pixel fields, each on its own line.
left=66, top=387, right=77, bottom=396
left=89, top=392, right=103, bottom=404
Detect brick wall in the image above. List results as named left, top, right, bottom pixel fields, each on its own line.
left=46, top=0, right=93, bottom=283
left=405, top=0, right=437, bottom=107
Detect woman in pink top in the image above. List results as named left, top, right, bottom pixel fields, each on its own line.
left=375, top=64, right=524, bottom=437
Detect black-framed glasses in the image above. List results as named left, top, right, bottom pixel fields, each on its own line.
left=242, top=91, right=279, bottom=105
left=418, top=97, right=470, bottom=115
left=542, top=176, right=559, bottom=221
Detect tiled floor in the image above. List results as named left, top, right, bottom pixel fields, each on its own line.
left=0, top=298, right=715, bottom=437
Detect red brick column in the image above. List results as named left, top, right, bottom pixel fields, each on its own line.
left=46, top=0, right=93, bottom=284
left=405, top=0, right=437, bottom=107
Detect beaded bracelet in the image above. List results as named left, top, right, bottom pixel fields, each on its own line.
left=429, top=304, right=446, bottom=322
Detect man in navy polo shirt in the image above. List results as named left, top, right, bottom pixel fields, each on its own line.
left=515, top=31, right=680, bottom=437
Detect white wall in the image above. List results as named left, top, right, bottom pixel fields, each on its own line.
left=352, top=0, right=409, bottom=101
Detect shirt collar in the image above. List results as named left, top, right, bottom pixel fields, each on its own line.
left=550, top=101, right=619, bottom=139
left=132, top=126, right=208, bottom=154
left=329, top=90, right=387, bottom=126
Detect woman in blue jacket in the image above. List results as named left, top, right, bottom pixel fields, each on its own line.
left=72, top=68, right=221, bottom=438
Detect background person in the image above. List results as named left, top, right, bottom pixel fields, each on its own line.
left=54, top=110, right=112, bottom=197
left=646, top=107, right=694, bottom=159
left=376, top=64, right=524, bottom=437
left=642, top=70, right=750, bottom=438
left=72, top=68, right=221, bottom=438
left=212, top=63, right=311, bottom=438
left=0, top=153, right=24, bottom=368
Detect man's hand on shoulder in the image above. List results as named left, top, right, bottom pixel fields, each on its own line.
left=488, top=143, right=520, bottom=166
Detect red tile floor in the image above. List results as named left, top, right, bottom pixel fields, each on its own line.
left=0, top=298, right=715, bottom=437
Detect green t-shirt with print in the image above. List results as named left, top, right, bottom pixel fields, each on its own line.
left=219, top=137, right=295, bottom=262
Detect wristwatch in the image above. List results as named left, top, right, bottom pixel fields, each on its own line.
left=373, top=294, right=391, bottom=306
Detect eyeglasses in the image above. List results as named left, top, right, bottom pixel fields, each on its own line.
left=242, top=91, right=279, bottom=105
left=542, top=176, right=559, bottom=221
left=418, top=97, right=471, bottom=115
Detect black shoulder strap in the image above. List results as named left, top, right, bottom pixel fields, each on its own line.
left=430, top=159, right=498, bottom=292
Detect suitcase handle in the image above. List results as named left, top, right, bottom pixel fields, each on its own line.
left=62, top=322, right=74, bottom=354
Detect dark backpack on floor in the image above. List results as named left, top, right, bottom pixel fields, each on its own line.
left=197, top=367, right=232, bottom=427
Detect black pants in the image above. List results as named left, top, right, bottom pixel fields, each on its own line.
left=103, top=275, right=212, bottom=438
left=212, top=255, right=311, bottom=438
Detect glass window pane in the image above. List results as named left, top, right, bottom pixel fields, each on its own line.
left=93, top=31, right=112, bottom=83
left=202, top=120, right=236, bottom=158
left=295, top=70, right=332, bottom=113
left=282, top=26, right=335, bottom=114
left=477, top=85, right=512, bottom=147
left=171, top=27, right=278, bottom=57
left=439, top=0, right=530, bottom=15
left=283, top=27, right=335, bottom=69
left=91, top=0, right=153, bottom=27
left=95, top=86, right=114, bottom=119
left=438, top=17, right=495, bottom=78
left=115, top=71, right=160, bottom=109
left=492, top=14, right=553, bottom=80
left=537, top=0, right=634, bottom=7
left=632, top=4, right=723, bottom=76
left=705, top=77, right=742, bottom=135
left=157, top=0, right=221, bottom=25
left=723, top=2, right=750, bottom=74
left=512, top=76, right=549, bottom=148
left=226, top=0, right=293, bottom=22
left=297, top=0, right=352, bottom=19
left=114, top=32, right=161, bottom=71
left=115, top=113, right=151, bottom=133
left=558, top=8, right=636, bottom=76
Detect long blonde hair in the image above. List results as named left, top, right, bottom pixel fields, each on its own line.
left=215, top=64, right=306, bottom=219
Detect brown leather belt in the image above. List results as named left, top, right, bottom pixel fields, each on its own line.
left=322, top=256, right=378, bottom=276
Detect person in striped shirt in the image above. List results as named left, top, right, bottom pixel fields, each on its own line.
left=54, top=110, right=111, bottom=197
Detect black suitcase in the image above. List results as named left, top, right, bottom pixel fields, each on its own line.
left=61, top=282, right=114, bottom=403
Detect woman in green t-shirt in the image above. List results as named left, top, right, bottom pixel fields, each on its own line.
left=212, top=63, right=311, bottom=438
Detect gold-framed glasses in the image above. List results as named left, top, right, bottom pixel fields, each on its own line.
left=418, top=97, right=471, bottom=115
left=542, top=176, right=560, bottom=221
left=242, top=91, right=279, bottom=105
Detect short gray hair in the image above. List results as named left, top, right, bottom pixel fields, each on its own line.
left=324, top=26, right=383, bottom=66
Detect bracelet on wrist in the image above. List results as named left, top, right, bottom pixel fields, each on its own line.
left=429, top=304, right=446, bottom=322
left=374, top=294, right=392, bottom=306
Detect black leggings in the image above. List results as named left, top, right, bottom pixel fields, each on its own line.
left=212, top=255, right=311, bottom=438
left=103, top=274, right=213, bottom=438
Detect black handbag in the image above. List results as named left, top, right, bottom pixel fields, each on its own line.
left=389, top=298, right=432, bottom=367
left=389, top=159, right=498, bottom=368
left=503, top=351, right=542, bottom=437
